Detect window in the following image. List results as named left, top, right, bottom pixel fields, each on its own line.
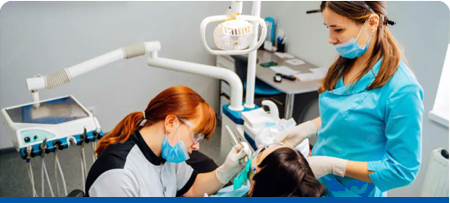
left=429, top=44, right=449, bottom=127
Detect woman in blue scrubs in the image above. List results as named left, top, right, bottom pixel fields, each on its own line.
left=275, top=1, right=424, bottom=197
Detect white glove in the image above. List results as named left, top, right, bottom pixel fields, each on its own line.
left=274, top=120, right=317, bottom=147
left=306, top=156, right=347, bottom=179
left=215, top=142, right=251, bottom=184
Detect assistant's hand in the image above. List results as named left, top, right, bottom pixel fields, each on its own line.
left=274, top=120, right=317, bottom=147
left=215, top=142, right=251, bottom=184
left=306, top=156, right=348, bottom=179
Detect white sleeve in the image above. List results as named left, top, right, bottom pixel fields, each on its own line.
left=88, top=169, right=139, bottom=197
left=175, top=162, right=198, bottom=196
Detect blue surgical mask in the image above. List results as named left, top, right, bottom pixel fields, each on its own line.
left=161, top=118, right=190, bottom=163
left=334, top=24, right=371, bottom=59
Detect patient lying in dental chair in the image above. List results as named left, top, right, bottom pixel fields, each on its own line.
left=212, top=143, right=325, bottom=197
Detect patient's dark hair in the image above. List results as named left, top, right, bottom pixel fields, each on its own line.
left=250, top=147, right=326, bottom=197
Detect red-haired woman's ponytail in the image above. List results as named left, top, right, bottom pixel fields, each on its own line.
left=95, top=111, right=144, bottom=155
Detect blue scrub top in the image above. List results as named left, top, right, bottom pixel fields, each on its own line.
left=311, top=59, right=424, bottom=197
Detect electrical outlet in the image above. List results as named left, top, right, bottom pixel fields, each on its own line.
left=87, top=106, right=96, bottom=115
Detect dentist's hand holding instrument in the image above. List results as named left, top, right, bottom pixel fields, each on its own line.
left=215, top=126, right=252, bottom=184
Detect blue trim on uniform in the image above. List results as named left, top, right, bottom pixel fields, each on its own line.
left=222, top=104, right=259, bottom=125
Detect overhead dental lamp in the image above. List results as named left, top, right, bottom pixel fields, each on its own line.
left=201, top=1, right=267, bottom=55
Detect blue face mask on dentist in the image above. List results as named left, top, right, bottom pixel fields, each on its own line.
left=161, top=118, right=190, bottom=163
left=334, top=24, right=372, bottom=59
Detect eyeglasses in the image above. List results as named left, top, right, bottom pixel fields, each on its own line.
left=252, top=143, right=283, bottom=175
left=179, top=118, right=205, bottom=144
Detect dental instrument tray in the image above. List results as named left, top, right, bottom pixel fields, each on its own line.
left=1, top=95, right=104, bottom=159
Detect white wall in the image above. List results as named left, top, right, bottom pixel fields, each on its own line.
left=261, top=1, right=450, bottom=197
left=0, top=1, right=253, bottom=149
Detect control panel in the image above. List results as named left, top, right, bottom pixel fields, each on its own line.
left=20, top=129, right=56, bottom=145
